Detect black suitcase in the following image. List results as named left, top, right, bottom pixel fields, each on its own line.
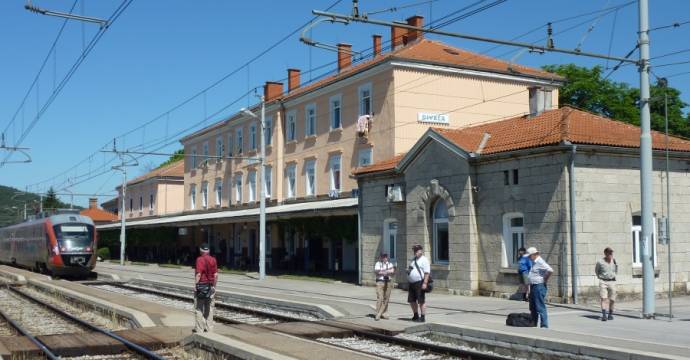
left=506, top=312, right=536, bottom=327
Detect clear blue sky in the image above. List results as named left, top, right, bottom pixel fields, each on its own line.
left=1, top=0, right=689, bottom=207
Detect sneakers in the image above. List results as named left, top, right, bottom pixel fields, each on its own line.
left=607, top=314, right=614, bottom=320
left=418, top=315, right=426, bottom=323
left=410, top=313, right=419, bottom=321
left=601, top=316, right=607, bottom=322
left=380, top=315, right=389, bottom=320
left=375, top=315, right=381, bottom=321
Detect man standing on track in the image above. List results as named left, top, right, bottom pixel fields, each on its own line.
left=194, top=243, right=218, bottom=333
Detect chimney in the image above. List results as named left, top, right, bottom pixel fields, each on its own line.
left=391, top=23, right=407, bottom=50
left=89, top=198, right=98, bottom=210
left=406, top=15, right=424, bottom=43
left=264, top=81, right=283, bottom=102
left=287, top=69, right=301, bottom=92
left=372, top=34, right=382, bottom=56
left=337, top=43, right=352, bottom=73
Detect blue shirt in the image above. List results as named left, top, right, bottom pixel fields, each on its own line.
left=518, top=255, right=532, bottom=275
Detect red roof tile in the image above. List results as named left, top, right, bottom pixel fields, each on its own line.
left=356, top=107, right=690, bottom=175
left=80, top=208, right=118, bottom=222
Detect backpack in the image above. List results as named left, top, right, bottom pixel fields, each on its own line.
left=506, top=313, right=536, bottom=327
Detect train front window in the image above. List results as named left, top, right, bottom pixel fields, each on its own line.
left=54, top=224, right=94, bottom=251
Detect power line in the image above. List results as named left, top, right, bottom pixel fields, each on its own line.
left=0, top=0, right=135, bottom=167
left=651, top=48, right=690, bottom=61
left=654, top=60, right=690, bottom=68
left=648, top=19, right=690, bottom=32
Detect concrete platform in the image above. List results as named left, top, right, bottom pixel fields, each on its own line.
left=97, top=262, right=690, bottom=360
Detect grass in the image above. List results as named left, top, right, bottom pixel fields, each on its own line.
left=277, top=274, right=336, bottom=283
left=130, top=261, right=151, bottom=266
left=218, top=267, right=247, bottom=275
left=158, top=263, right=185, bottom=269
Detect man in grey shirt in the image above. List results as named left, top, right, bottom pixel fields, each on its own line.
left=595, top=247, right=618, bottom=321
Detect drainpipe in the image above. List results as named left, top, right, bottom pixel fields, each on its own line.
left=569, top=145, right=578, bottom=304
left=357, top=182, right=363, bottom=286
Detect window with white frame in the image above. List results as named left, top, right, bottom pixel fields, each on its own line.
left=202, top=142, right=209, bottom=162
left=216, top=136, right=223, bottom=159
left=286, top=110, right=296, bottom=141
left=358, top=83, right=372, bottom=116
left=191, top=148, right=197, bottom=168
left=632, top=215, right=658, bottom=267
left=502, top=213, right=525, bottom=267
left=215, top=179, right=222, bottom=207
left=149, top=194, right=154, bottom=210
left=234, top=175, right=242, bottom=204
left=358, top=147, right=373, bottom=167
left=248, top=171, right=256, bottom=202
left=236, top=128, right=243, bottom=154
left=305, top=160, right=316, bottom=196
left=201, top=181, right=208, bottom=208
left=329, top=154, right=341, bottom=192
left=305, top=103, right=316, bottom=136
left=432, top=200, right=450, bottom=263
left=329, top=94, right=342, bottom=129
left=286, top=164, right=296, bottom=199
left=265, top=116, right=272, bottom=146
left=227, top=133, right=234, bottom=157
left=249, top=123, right=257, bottom=150
left=190, top=184, right=196, bottom=210
left=264, top=166, right=272, bottom=198
left=383, top=219, right=398, bottom=261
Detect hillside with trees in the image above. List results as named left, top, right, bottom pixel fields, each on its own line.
left=0, top=185, right=75, bottom=227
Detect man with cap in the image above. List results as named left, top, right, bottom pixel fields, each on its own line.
left=194, top=243, right=218, bottom=333
left=527, top=247, right=553, bottom=328
left=407, top=244, right=430, bottom=322
left=374, top=253, right=395, bottom=320
left=595, top=247, right=618, bottom=321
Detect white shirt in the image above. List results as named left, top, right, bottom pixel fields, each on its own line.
left=374, top=261, right=395, bottom=281
left=407, top=255, right=430, bottom=283
left=528, top=256, right=553, bottom=285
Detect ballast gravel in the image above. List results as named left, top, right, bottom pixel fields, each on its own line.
left=0, top=288, right=84, bottom=335
left=318, top=336, right=462, bottom=360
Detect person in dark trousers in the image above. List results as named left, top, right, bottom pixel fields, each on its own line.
left=374, top=253, right=395, bottom=320
left=527, top=247, right=553, bottom=328
left=194, top=243, right=218, bottom=333
left=595, top=247, right=618, bottom=321
left=517, top=247, right=532, bottom=301
left=407, top=244, right=430, bottom=322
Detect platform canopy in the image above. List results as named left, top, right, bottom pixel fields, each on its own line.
left=96, top=198, right=358, bottom=230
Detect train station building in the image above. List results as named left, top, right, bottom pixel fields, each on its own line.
left=97, top=15, right=567, bottom=281
left=356, top=106, right=690, bottom=301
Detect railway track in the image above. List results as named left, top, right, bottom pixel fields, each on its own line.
left=0, top=284, right=167, bottom=360
left=90, top=281, right=510, bottom=360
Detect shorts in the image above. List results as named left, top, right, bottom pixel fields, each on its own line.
left=408, top=281, right=426, bottom=304
left=599, top=280, right=617, bottom=301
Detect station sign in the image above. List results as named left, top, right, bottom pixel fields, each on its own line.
left=417, top=112, right=449, bottom=124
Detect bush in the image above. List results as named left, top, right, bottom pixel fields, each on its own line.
left=97, top=247, right=111, bottom=261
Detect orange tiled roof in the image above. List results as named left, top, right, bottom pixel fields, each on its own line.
left=285, top=39, right=562, bottom=101
left=80, top=208, right=118, bottom=222
left=356, top=106, right=690, bottom=175
left=127, top=159, right=184, bottom=186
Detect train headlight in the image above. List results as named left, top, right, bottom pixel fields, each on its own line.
left=53, top=246, right=60, bottom=255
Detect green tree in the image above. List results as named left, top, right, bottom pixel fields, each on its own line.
left=43, top=187, right=61, bottom=211
left=157, top=149, right=184, bottom=169
left=543, top=64, right=689, bottom=138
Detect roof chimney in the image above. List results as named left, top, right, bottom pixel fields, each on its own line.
left=391, top=23, right=407, bottom=51
left=288, top=68, right=301, bottom=92
left=337, top=43, right=352, bottom=73
left=89, top=198, right=98, bottom=210
left=264, top=81, right=283, bottom=102
left=406, top=15, right=424, bottom=43
left=372, top=34, right=382, bottom=57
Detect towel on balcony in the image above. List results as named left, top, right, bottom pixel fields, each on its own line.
left=356, top=115, right=371, bottom=137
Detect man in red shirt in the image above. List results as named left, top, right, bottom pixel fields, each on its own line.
left=194, top=243, right=218, bottom=333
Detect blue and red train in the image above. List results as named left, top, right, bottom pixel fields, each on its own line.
left=0, top=211, right=97, bottom=277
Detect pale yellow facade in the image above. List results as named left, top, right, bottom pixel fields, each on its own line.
left=118, top=179, right=184, bottom=219
left=181, top=49, right=561, bottom=212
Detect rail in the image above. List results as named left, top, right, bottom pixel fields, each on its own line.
left=0, top=287, right=59, bottom=360
left=8, top=285, right=166, bottom=360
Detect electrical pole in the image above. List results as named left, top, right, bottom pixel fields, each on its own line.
left=119, top=162, right=127, bottom=266
left=259, top=96, right=266, bottom=280
left=664, top=89, right=672, bottom=321
left=638, top=0, right=655, bottom=318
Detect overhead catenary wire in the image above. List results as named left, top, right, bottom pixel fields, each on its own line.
left=1, top=0, right=134, bottom=167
